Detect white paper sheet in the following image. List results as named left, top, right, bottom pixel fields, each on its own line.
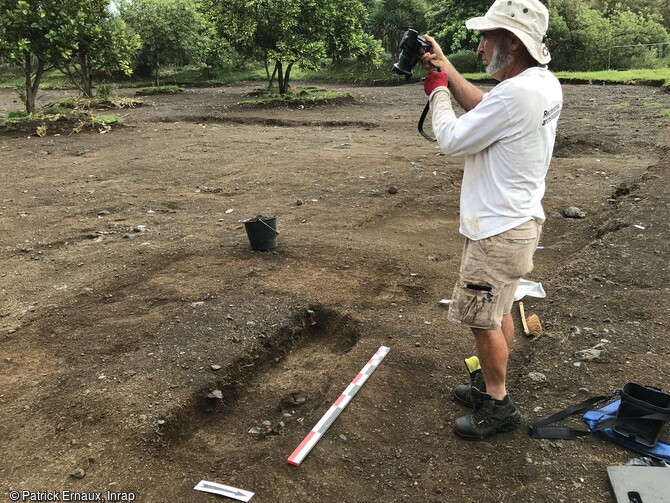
left=194, top=481, right=254, bottom=502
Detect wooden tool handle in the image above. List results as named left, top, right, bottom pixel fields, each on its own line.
left=519, top=302, right=529, bottom=335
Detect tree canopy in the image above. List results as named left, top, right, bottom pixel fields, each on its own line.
left=368, top=0, right=429, bottom=59
left=425, top=0, right=490, bottom=54
left=421, top=0, right=669, bottom=69
left=205, top=0, right=381, bottom=94
left=118, top=0, right=210, bottom=85
left=2, top=0, right=669, bottom=112
left=547, top=0, right=669, bottom=70
left=0, top=0, right=137, bottom=112
left=590, top=0, right=670, bottom=30
left=54, top=1, right=139, bottom=97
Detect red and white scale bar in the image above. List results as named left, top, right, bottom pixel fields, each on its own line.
left=287, top=345, right=390, bottom=466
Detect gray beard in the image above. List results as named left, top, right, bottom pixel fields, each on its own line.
left=486, top=44, right=513, bottom=77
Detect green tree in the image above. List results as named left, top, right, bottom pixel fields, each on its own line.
left=591, top=0, right=670, bottom=30
left=206, top=0, right=379, bottom=95
left=368, top=0, right=429, bottom=59
left=0, top=0, right=73, bottom=112
left=548, top=0, right=612, bottom=70
left=53, top=1, right=139, bottom=97
left=0, top=0, right=139, bottom=112
left=548, top=0, right=669, bottom=69
left=325, top=0, right=382, bottom=65
left=0, top=0, right=138, bottom=113
left=426, top=0, right=490, bottom=54
left=607, top=9, right=669, bottom=68
left=352, top=33, right=385, bottom=67
left=118, top=0, right=209, bottom=86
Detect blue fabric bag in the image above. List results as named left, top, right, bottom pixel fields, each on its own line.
left=584, top=400, right=670, bottom=463
left=530, top=384, right=670, bottom=462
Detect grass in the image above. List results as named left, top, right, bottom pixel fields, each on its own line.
left=42, top=96, right=142, bottom=112
left=554, top=68, right=670, bottom=88
left=241, top=85, right=352, bottom=107
left=0, top=68, right=70, bottom=90
left=164, top=62, right=670, bottom=89
left=290, top=60, right=409, bottom=85
left=0, top=96, right=131, bottom=135
left=2, top=62, right=670, bottom=92
left=0, top=109, right=124, bottom=135
left=91, top=115, right=124, bottom=127
left=135, top=85, right=184, bottom=95
left=1, top=62, right=669, bottom=120
left=6, top=109, right=28, bottom=119
left=166, top=66, right=268, bottom=85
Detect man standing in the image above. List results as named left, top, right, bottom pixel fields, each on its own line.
left=420, top=0, right=562, bottom=440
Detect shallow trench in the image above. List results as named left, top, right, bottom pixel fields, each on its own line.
left=152, top=306, right=363, bottom=448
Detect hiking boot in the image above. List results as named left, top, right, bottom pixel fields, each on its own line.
left=453, top=388, right=522, bottom=440
left=453, top=355, right=487, bottom=408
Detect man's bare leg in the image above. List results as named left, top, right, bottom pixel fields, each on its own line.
left=472, top=326, right=509, bottom=400
left=501, top=312, right=514, bottom=347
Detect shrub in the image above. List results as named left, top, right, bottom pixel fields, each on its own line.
left=6, top=109, right=29, bottom=119
left=447, top=50, right=482, bottom=73
left=96, top=83, right=117, bottom=100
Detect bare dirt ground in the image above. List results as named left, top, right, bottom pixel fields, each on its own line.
left=0, top=80, right=669, bottom=503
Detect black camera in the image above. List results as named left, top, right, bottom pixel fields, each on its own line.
left=392, top=29, right=432, bottom=77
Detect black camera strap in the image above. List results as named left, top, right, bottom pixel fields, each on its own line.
left=418, top=101, right=436, bottom=142
left=529, top=394, right=613, bottom=439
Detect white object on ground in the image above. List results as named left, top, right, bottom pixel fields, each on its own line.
left=287, top=345, right=390, bottom=466
left=194, top=481, right=254, bottom=502
left=514, top=279, right=546, bottom=302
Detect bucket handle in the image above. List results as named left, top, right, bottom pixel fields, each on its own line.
left=257, top=217, right=280, bottom=235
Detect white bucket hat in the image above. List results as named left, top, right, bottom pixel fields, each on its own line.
left=465, top=0, right=551, bottom=65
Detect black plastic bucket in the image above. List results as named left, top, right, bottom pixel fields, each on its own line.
left=243, top=215, right=278, bottom=251
left=614, top=383, right=670, bottom=447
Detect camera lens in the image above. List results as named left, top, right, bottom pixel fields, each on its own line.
left=392, top=50, right=418, bottom=76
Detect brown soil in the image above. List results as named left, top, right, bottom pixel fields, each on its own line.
left=1, top=81, right=669, bottom=503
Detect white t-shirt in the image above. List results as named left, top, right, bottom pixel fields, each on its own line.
left=430, top=66, right=563, bottom=240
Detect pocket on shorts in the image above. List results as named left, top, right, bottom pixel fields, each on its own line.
left=448, top=282, right=498, bottom=329
left=503, top=220, right=540, bottom=244
left=498, top=222, right=541, bottom=277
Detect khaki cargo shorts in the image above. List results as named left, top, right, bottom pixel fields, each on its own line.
left=447, top=219, right=542, bottom=330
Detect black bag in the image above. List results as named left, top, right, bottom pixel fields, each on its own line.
left=530, top=383, right=670, bottom=449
